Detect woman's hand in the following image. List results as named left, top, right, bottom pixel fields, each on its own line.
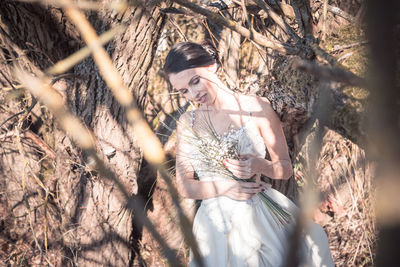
left=223, top=154, right=263, bottom=180
left=219, top=180, right=263, bottom=200
left=218, top=180, right=272, bottom=200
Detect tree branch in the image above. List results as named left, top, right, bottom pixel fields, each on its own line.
left=46, top=24, right=126, bottom=75
left=170, top=0, right=364, bottom=90
left=252, top=0, right=301, bottom=42
left=24, top=130, right=57, bottom=159
left=327, top=4, right=356, bottom=23
left=171, top=0, right=300, bottom=55
left=291, top=58, right=367, bottom=88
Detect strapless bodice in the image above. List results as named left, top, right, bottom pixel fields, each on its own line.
left=187, top=115, right=266, bottom=182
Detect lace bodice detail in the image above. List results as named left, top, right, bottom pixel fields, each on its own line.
left=186, top=110, right=266, bottom=182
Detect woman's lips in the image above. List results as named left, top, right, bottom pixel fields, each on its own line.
left=196, top=94, right=207, bottom=103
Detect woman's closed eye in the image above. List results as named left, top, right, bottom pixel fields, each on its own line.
left=179, top=88, right=189, bottom=94
left=192, top=77, right=200, bottom=85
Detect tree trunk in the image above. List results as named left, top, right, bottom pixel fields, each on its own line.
left=0, top=1, right=166, bottom=266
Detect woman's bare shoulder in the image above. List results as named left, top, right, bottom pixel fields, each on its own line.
left=177, top=111, right=193, bottom=131
left=239, top=94, right=272, bottom=113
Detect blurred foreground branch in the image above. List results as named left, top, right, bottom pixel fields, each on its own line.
left=61, top=1, right=203, bottom=265
left=366, top=0, right=400, bottom=266
left=46, top=24, right=127, bottom=75
left=16, top=71, right=183, bottom=266
left=292, top=58, right=367, bottom=88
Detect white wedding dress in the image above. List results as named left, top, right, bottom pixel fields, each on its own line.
left=185, top=111, right=335, bottom=267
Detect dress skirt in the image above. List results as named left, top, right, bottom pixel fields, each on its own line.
left=189, top=187, right=335, bottom=267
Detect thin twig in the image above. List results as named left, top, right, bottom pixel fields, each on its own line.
left=332, top=40, right=368, bottom=53
left=240, top=0, right=251, bottom=33
left=168, top=17, right=188, bottom=42
left=161, top=6, right=196, bottom=16
left=0, top=111, right=24, bottom=129
left=24, top=130, right=57, bottom=159
left=337, top=51, right=355, bottom=62
left=231, top=0, right=295, bottom=18
left=0, top=70, right=17, bottom=90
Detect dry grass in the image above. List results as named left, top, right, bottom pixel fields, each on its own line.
left=321, top=134, right=376, bottom=266
left=295, top=128, right=376, bottom=266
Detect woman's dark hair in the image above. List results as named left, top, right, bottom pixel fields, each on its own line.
left=163, top=41, right=219, bottom=75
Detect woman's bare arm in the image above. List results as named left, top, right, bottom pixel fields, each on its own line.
left=223, top=97, right=293, bottom=180
left=175, top=113, right=263, bottom=200
left=255, top=97, right=293, bottom=179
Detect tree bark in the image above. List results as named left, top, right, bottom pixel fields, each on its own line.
left=0, top=1, right=166, bottom=265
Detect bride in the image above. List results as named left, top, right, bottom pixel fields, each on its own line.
left=164, top=41, right=334, bottom=267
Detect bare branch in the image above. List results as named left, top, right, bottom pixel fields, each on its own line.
left=62, top=2, right=203, bottom=264
left=170, top=0, right=364, bottom=84
left=337, top=51, right=355, bottom=62
left=252, top=0, right=301, bottom=42
left=168, top=17, right=188, bottom=41
left=291, top=58, right=367, bottom=88
left=0, top=111, right=24, bottom=129
left=46, top=24, right=126, bottom=75
left=24, top=130, right=57, bottom=159
left=327, top=4, right=356, bottom=23
left=171, top=0, right=300, bottom=55
left=331, top=40, right=368, bottom=53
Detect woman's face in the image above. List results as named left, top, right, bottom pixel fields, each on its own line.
left=168, top=65, right=218, bottom=105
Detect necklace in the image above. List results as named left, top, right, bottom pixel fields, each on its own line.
left=198, top=93, right=249, bottom=136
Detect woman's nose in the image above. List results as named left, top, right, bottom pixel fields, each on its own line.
left=190, top=88, right=200, bottom=99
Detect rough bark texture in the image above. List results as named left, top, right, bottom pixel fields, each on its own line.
left=0, top=1, right=166, bottom=265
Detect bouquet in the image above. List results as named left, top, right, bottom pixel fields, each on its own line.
left=180, top=110, right=293, bottom=227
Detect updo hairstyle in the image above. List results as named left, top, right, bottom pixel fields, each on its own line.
left=163, top=40, right=219, bottom=75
